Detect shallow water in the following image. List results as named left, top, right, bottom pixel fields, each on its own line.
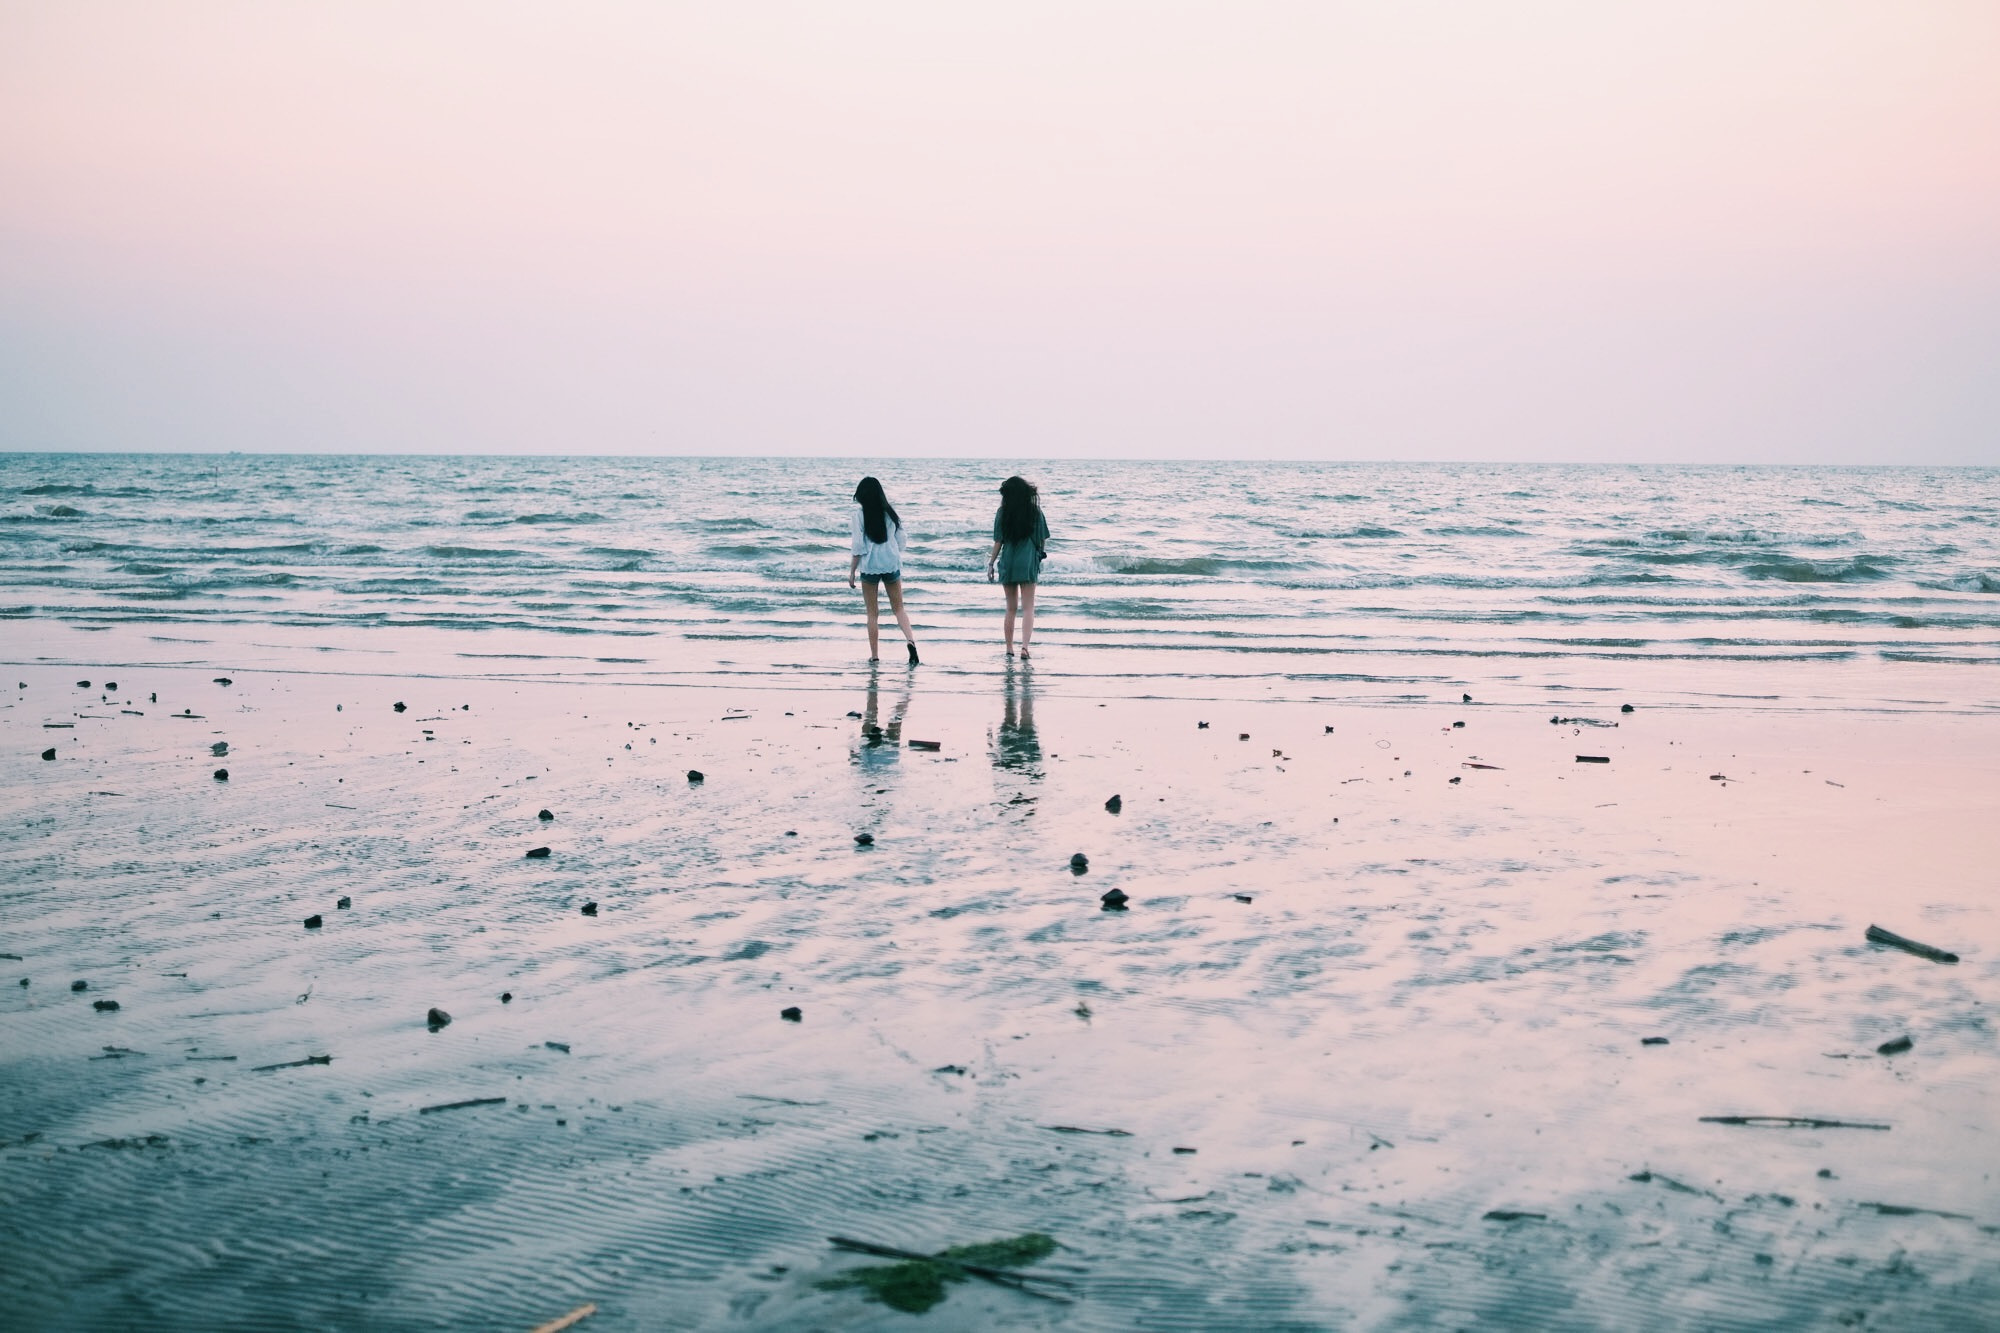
left=2, top=651, right=1995, bottom=1329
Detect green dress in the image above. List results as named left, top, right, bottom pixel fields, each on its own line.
left=993, top=507, right=1048, bottom=585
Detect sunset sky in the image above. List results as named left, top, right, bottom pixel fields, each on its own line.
left=3, top=1, right=1996, bottom=461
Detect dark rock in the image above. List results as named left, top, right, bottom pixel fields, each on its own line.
left=336, top=896, right=351, bottom=909
left=780, top=1006, right=803, bottom=1022
left=77, top=680, right=91, bottom=688
left=784, top=830, right=797, bottom=836
left=1876, top=1035, right=1913, bottom=1056
left=854, top=832, right=874, bottom=846
left=1172, top=1146, right=1197, bottom=1155
left=1197, top=721, right=1208, bottom=728
left=500, top=992, right=512, bottom=1003
left=149, top=692, right=155, bottom=703
left=213, top=677, right=232, bottom=686
left=933, top=1064, right=967, bottom=1075
left=686, top=769, right=704, bottom=783
left=71, top=979, right=88, bottom=992
left=41, top=748, right=55, bottom=761
left=1449, top=776, right=1461, bottom=784
left=303, top=914, right=323, bottom=929
left=1100, top=888, right=1129, bottom=911
left=213, top=768, right=229, bottom=781
left=1453, top=720, right=1465, bottom=728
left=16, top=978, right=25, bottom=987
left=1621, top=703, right=1635, bottom=713
left=105, top=681, right=117, bottom=691
left=524, top=846, right=551, bottom=859
left=1104, top=794, right=1122, bottom=813
left=580, top=901, right=598, bottom=916
left=1641, top=1037, right=1669, bottom=1046
left=846, top=710, right=862, bottom=718
left=1324, top=725, right=1334, bottom=733
left=545, top=1041, right=570, bottom=1053
left=1069, top=853, right=1089, bottom=873
left=537, top=809, right=553, bottom=821
left=1238, top=732, right=1250, bottom=741
left=1233, top=894, right=1252, bottom=904
left=211, top=742, right=228, bottom=756
left=426, top=1007, right=451, bottom=1030
left=93, top=999, right=119, bottom=1012
left=1463, top=693, right=1472, bottom=703
left=393, top=701, right=406, bottom=712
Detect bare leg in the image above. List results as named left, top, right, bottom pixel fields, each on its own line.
left=1003, top=582, right=1019, bottom=655
left=861, top=580, right=881, bottom=660
left=1019, top=582, right=1037, bottom=658
left=884, top=579, right=916, bottom=646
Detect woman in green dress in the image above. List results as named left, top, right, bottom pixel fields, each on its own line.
left=985, top=475, right=1048, bottom=658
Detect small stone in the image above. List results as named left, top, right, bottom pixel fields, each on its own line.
left=336, top=896, right=351, bottom=909
left=1069, top=853, right=1089, bottom=872
left=1324, top=725, right=1334, bottom=733
left=393, top=701, right=406, bottom=712
left=303, top=914, right=323, bottom=929
left=1452, top=720, right=1465, bottom=728
left=1238, top=732, right=1250, bottom=741
left=71, top=979, right=88, bottom=992
left=1449, top=775, right=1462, bottom=784
left=537, top=809, right=553, bottom=821
left=854, top=832, right=873, bottom=846
left=525, top=846, right=551, bottom=859
left=500, top=992, right=512, bottom=1003
left=213, top=768, right=229, bottom=781
left=686, top=769, right=704, bottom=783
left=77, top=680, right=91, bottom=688
left=41, top=748, right=55, bottom=761
left=104, top=681, right=117, bottom=691
left=1641, top=1037, right=1669, bottom=1046
left=780, top=1006, right=803, bottom=1022
left=213, top=677, right=232, bottom=686
left=1621, top=703, right=1635, bottom=713
left=545, top=1041, right=570, bottom=1053
left=211, top=742, right=228, bottom=756
left=1233, top=894, right=1252, bottom=904
left=580, top=901, right=598, bottom=916
left=1172, top=1146, right=1197, bottom=1155
left=1463, top=693, right=1472, bottom=703
left=426, top=1007, right=452, bottom=1030
left=1104, top=794, right=1122, bottom=813
left=1196, top=721, right=1208, bottom=728
left=1818, top=1168, right=1834, bottom=1179
left=1876, top=1035, right=1913, bottom=1056
left=93, top=999, right=119, bottom=1012
left=1100, top=888, right=1129, bottom=911
left=784, top=830, right=797, bottom=836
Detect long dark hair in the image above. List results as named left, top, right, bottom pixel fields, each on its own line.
left=998, top=475, right=1039, bottom=542
left=853, top=476, right=900, bottom=545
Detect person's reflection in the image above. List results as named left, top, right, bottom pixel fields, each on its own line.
left=852, top=665, right=912, bottom=812
left=990, top=661, right=1042, bottom=778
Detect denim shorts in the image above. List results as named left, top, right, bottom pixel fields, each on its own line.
left=860, top=570, right=901, bottom=586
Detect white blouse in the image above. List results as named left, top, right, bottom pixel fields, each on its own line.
left=849, top=505, right=906, bottom=575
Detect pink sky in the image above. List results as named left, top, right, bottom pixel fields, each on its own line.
left=2, top=1, right=1997, bottom=460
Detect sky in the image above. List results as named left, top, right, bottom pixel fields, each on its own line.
left=2, top=1, right=1997, bottom=463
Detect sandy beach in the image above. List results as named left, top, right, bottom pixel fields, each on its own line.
left=4, top=628, right=1995, bottom=1330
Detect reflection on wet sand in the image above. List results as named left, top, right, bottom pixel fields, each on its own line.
left=851, top=667, right=912, bottom=834
left=990, top=664, right=1042, bottom=779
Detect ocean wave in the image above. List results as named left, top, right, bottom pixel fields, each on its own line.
left=33, top=504, right=86, bottom=517
left=423, top=545, right=532, bottom=560
left=511, top=512, right=605, bottom=525
left=1742, top=556, right=1895, bottom=583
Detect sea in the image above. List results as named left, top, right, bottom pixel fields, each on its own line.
left=3, top=454, right=1997, bottom=708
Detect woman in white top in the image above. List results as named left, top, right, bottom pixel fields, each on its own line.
left=847, top=476, right=920, bottom=665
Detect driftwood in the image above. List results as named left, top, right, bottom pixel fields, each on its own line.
left=1700, top=1116, right=1889, bottom=1130
left=526, top=1303, right=597, bottom=1333
left=1865, top=924, right=1958, bottom=964
left=250, top=1055, right=331, bottom=1072
left=419, top=1096, right=508, bottom=1114
left=827, top=1237, right=1075, bottom=1301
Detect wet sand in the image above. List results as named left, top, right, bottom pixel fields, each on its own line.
left=3, top=654, right=1997, bottom=1329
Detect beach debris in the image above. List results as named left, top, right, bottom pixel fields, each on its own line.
left=93, top=999, right=120, bottom=1012
left=336, top=896, right=351, bottom=910
left=580, top=901, right=597, bottom=916
left=1575, top=755, right=1609, bottom=764
left=1699, top=1116, right=1889, bottom=1130
left=393, top=701, right=406, bottom=712
left=908, top=739, right=942, bottom=751
left=525, top=846, right=551, bottom=859
left=1621, top=703, right=1635, bottom=713
left=686, top=769, right=704, bottom=783
left=213, top=768, right=229, bottom=781
left=1876, top=1035, right=1913, bottom=1056
left=210, top=741, right=228, bottom=756
left=500, top=992, right=513, bottom=1003
left=213, top=677, right=232, bottom=686
left=1104, top=794, right=1122, bottom=813
left=1865, top=924, right=1958, bottom=964
left=545, top=1041, right=570, bottom=1054
left=933, top=1064, right=967, bottom=1075
left=854, top=832, right=874, bottom=846
left=1238, top=732, right=1250, bottom=741
left=1069, top=852, right=1089, bottom=873
left=1448, top=776, right=1461, bottom=784
left=1462, top=762, right=1502, bottom=770
left=1453, top=720, right=1465, bottom=728
left=303, top=914, right=323, bottom=929
left=819, top=1233, right=1068, bottom=1314
left=1197, top=721, right=1208, bottom=728
left=77, top=680, right=91, bottom=688
left=1233, top=893, right=1252, bottom=904
left=419, top=1096, right=506, bottom=1114
left=41, top=748, right=55, bottom=761
left=1100, top=888, right=1129, bottom=911
left=1641, top=1037, right=1669, bottom=1046
left=251, top=1054, right=331, bottom=1072
left=1628, top=1170, right=1718, bottom=1200
left=426, top=1007, right=452, bottom=1030
left=538, top=808, right=553, bottom=821
left=528, top=1304, right=598, bottom=1333
left=1483, top=1210, right=1546, bottom=1222
left=780, top=1006, right=803, bottom=1022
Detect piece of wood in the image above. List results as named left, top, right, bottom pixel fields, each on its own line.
left=527, top=1303, right=597, bottom=1333
left=1699, top=1116, right=1889, bottom=1130
left=419, top=1096, right=508, bottom=1114
left=1865, top=924, right=1959, bottom=964
left=250, top=1054, right=331, bottom=1072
